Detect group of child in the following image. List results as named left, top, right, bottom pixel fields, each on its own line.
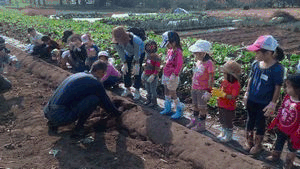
left=131, top=31, right=299, bottom=168
left=25, top=28, right=122, bottom=89
left=24, top=27, right=300, bottom=168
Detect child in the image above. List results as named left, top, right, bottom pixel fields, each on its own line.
left=186, top=39, right=214, bottom=131
left=26, top=28, right=43, bottom=54
left=98, top=51, right=121, bottom=89
left=68, top=34, right=89, bottom=72
left=159, top=31, right=184, bottom=119
left=216, top=60, right=241, bottom=141
left=267, top=73, right=300, bottom=169
left=40, top=35, right=60, bottom=60
left=0, top=37, right=19, bottom=94
left=81, top=34, right=99, bottom=68
left=142, top=40, right=161, bottom=107
left=243, top=35, right=285, bottom=155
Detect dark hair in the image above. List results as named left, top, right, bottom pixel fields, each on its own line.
left=203, top=53, right=212, bottom=62
left=41, top=36, right=51, bottom=42
left=226, top=73, right=238, bottom=83
left=259, top=47, right=285, bottom=61
left=62, top=30, right=73, bottom=43
left=69, top=34, right=82, bottom=42
left=27, top=28, right=35, bottom=33
left=145, top=40, right=158, bottom=54
left=286, top=73, right=300, bottom=100
left=90, top=60, right=107, bottom=73
left=168, top=31, right=182, bottom=50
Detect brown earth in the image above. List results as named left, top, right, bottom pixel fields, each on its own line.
left=179, top=26, right=300, bottom=54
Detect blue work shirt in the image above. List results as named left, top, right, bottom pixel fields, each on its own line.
left=248, top=61, right=284, bottom=105
left=48, top=72, right=104, bottom=108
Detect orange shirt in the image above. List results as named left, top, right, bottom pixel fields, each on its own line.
left=217, top=80, right=241, bottom=111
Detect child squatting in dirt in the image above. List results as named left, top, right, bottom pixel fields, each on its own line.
left=43, top=60, right=121, bottom=136
left=186, top=39, right=214, bottom=132
left=0, top=37, right=19, bottom=94
left=267, top=73, right=300, bottom=169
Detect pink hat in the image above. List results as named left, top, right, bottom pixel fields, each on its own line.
left=247, top=35, right=278, bottom=52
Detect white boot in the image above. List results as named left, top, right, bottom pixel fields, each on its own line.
left=220, top=128, right=233, bottom=142
left=217, top=127, right=225, bottom=139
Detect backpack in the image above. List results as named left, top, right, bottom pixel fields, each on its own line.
left=127, top=27, right=147, bottom=42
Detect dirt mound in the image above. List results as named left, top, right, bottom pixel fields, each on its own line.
left=271, top=11, right=299, bottom=23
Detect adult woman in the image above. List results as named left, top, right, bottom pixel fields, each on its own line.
left=112, top=26, right=145, bottom=100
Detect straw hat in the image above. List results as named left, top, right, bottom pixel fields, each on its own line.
left=221, top=60, right=241, bottom=80
left=112, top=26, right=130, bottom=44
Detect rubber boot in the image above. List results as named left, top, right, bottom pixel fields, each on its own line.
left=148, top=98, right=157, bottom=107
left=191, top=119, right=206, bottom=132
left=171, top=102, right=184, bottom=119
left=249, top=135, right=264, bottom=155
left=244, top=131, right=254, bottom=152
left=220, top=128, right=233, bottom=142
left=266, top=151, right=281, bottom=162
left=284, top=152, right=296, bottom=169
left=186, top=117, right=198, bottom=128
left=217, top=127, right=225, bottom=139
left=160, top=96, right=172, bottom=115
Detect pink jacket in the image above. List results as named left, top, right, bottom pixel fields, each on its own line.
left=101, top=63, right=121, bottom=82
left=163, top=48, right=183, bottom=77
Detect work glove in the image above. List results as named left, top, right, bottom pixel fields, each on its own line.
left=147, top=75, right=155, bottom=83
left=132, top=63, right=140, bottom=75
left=243, top=92, right=248, bottom=107
left=263, top=101, right=276, bottom=117
left=121, top=63, right=128, bottom=74
left=170, top=73, right=176, bottom=81
left=201, top=91, right=212, bottom=102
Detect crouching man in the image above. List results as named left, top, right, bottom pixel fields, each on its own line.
left=43, top=60, right=121, bottom=136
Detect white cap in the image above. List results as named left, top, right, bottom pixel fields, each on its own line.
left=81, top=34, right=90, bottom=44
left=160, top=31, right=169, bottom=48
left=188, top=39, right=212, bottom=53
left=98, top=51, right=109, bottom=57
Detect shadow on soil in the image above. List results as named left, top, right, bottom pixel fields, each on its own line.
left=0, top=95, right=24, bottom=125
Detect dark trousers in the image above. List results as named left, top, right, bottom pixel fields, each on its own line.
left=218, top=107, right=235, bottom=129
left=246, top=100, right=268, bottom=135
left=124, top=53, right=145, bottom=89
left=0, top=75, right=12, bottom=94
left=103, top=76, right=121, bottom=89
left=274, top=130, right=296, bottom=152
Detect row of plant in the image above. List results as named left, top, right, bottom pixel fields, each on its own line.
left=100, top=13, right=234, bottom=33
left=1, top=7, right=300, bottom=109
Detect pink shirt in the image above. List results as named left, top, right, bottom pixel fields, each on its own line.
left=163, top=48, right=184, bottom=77
left=101, top=63, right=121, bottom=82
left=192, top=60, right=214, bottom=90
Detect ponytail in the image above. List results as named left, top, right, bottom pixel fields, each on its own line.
left=274, top=47, right=285, bottom=61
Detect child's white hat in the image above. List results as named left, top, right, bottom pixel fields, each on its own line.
left=189, top=39, right=212, bottom=53
left=98, top=51, right=109, bottom=57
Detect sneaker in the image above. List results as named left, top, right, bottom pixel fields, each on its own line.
left=133, top=90, right=141, bottom=100
left=186, top=118, right=198, bottom=128
left=121, top=88, right=130, bottom=97
left=191, top=120, right=206, bottom=132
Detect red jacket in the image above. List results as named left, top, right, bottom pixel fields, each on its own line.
left=268, top=94, right=300, bottom=149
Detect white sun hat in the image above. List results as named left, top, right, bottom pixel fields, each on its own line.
left=188, top=39, right=212, bottom=53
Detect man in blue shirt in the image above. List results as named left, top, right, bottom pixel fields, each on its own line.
left=43, top=60, right=120, bottom=136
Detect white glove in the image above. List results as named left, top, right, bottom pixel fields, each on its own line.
left=201, top=91, right=211, bottom=102
left=243, top=92, right=248, bottom=107
left=170, top=74, right=176, bottom=81
left=147, top=75, right=155, bottom=83
left=121, top=63, right=128, bottom=74
left=132, top=63, right=140, bottom=75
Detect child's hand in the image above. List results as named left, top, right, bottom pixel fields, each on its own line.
left=263, top=102, right=276, bottom=117
left=121, top=63, right=128, bottom=74
left=202, top=91, right=212, bottom=102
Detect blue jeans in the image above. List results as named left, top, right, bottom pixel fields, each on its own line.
left=246, top=100, right=268, bottom=135
left=103, top=76, right=121, bottom=89
left=124, top=53, right=145, bottom=89
left=0, top=75, right=12, bottom=94
left=274, top=130, right=297, bottom=152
